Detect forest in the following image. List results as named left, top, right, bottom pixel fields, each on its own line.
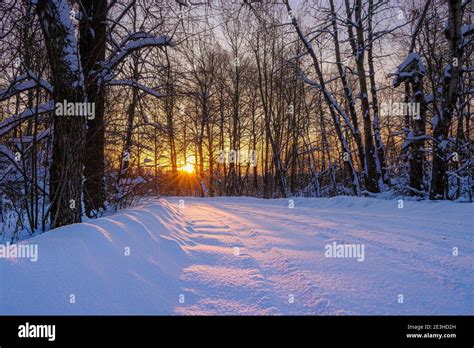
left=0, top=0, right=472, bottom=240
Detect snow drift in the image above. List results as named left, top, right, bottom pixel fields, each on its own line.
left=0, top=196, right=472, bottom=315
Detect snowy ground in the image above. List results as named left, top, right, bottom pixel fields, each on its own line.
left=0, top=196, right=472, bottom=315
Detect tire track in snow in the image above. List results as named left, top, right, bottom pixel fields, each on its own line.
left=174, top=203, right=282, bottom=315
left=201, top=200, right=473, bottom=314
left=175, top=202, right=332, bottom=314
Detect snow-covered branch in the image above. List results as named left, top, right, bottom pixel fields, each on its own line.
left=99, top=35, right=173, bottom=82
left=392, top=52, right=426, bottom=87
left=141, top=113, right=168, bottom=133
left=0, top=101, right=54, bottom=137
left=107, top=80, right=165, bottom=99
left=0, top=72, right=53, bottom=101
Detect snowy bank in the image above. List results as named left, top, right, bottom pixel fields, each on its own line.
left=1, top=196, right=472, bottom=315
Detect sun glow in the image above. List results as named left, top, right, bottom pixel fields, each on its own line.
left=178, top=163, right=195, bottom=174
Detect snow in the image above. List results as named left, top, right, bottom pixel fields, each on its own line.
left=108, top=79, right=163, bottom=98
left=393, top=52, right=426, bottom=87
left=0, top=72, right=52, bottom=101
left=0, top=101, right=54, bottom=137
left=100, top=36, right=173, bottom=82
left=0, top=80, right=38, bottom=102
left=0, top=196, right=472, bottom=315
left=461, top=23, right=474, bottom=47
left=48, top=0, right=84, bottom=89
left=424, top=93, right=434, bottom=104
left=461, top=23, right=474, bottom=37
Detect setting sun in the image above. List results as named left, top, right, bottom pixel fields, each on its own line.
left=178, top=163, right=195, bottom=174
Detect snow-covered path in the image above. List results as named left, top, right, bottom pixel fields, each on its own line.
left=173, top=197, right=473, bottom=315
left=1, top=197, right=472, bottom=315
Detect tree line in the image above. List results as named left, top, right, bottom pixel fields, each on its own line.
left=0, top=0, right=472, bottom=239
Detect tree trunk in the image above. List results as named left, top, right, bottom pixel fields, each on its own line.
left=329, top=0, right=368, bottom=186
left=429, top=0, right=463, bottom=199
left=347, top=0, right=379, bottom=193
left=80, top=0, right=107, bottom=217
left=284, top=0, right=360, bottom=196
left=36, top=0, right=85, bottom=228
left=367, top=0, right=388, bottom=187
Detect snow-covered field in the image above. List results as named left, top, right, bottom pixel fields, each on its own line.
left=0, top=196, right=472, bottom=315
